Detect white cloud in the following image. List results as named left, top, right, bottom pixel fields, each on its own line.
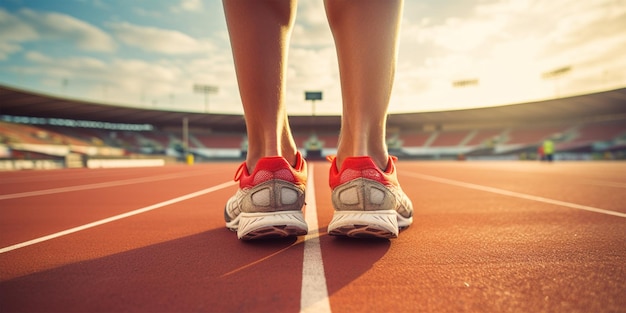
left=0, top=8, right=116, bottom=59
left=13, top=47, right=243, bottom=112
left=2, top=0, right=625, bottom=115
left=181, top=0, right=203, bottom=11
left=109, top=22, right=214, bottom=55
left=0, top=9, right=38, bottom=59
left=285, top=47, right=341, bottom=114
left=0, top=42, right=21, bottom=60
left=391, top=0, right=626, bottom=112
left=291, top=1, right=334, bottom=47
left=0, top=8, right=38, bottom=42
left=23, top=51, right=107, bottom=78
left=19, top=9, right=116, bottom=52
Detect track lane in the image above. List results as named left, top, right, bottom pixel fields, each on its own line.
left=320, top=161, right=626, bottom=312
left=1, top=164, right=307, bottom=312
left=1, top=161, right=625, bottom=312
left=0, top=165, right=232, bottom=247
left=400, top=162, right=626, bottom=213
left=0, top=165, right=212, bottom=197
left=0, top=195, right=306, bottom=313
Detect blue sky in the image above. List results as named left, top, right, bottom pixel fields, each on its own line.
left=1, top=0, right=625, bottom=115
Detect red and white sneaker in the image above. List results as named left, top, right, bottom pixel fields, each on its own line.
left=224, top=152, right=308, bottom=240
left=327, top=155, right=413, bottom=238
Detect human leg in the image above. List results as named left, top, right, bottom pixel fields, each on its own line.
left=222, top=0, right=298, bottom=170
left=324, top=0, right=413, bottom=238
left=324, top=0, right=403, bottom=170
left=222, top=0, right=307, bottom=239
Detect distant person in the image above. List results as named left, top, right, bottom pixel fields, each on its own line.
left=537, top=145, right=545, bottom=161
left=222, top=0, right=413, bottom=240
left=542, top=139, right=554, bottom=162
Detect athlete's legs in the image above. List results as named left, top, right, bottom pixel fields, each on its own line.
left=222, top=0, right=298, bottom=170
left=324, top=0, right=403, bottom=170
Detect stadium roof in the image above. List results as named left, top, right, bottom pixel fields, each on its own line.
left=1, top=84, right=625, bottom=132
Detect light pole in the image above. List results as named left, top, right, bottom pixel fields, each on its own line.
left=542, top=66, right=571, bottom=98
left=452, top=78, right=479, bottom=111
left=183, top=117, right=189, bottom=157
left=452, top=78, right=479, bottom=88
left=193, top=84, right=218, bottom=113
left=62, top=78, right=68, bottom=95
left=305, top=91, right=322, bottom=117
left=304, top=91, right=323, bottom=159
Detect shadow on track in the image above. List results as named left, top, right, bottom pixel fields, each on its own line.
left=0, top=227, right=391, bottom=313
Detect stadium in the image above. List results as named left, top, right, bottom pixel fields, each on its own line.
left=2, top=83, right=626, bottom=312
left=1, top=84, right=625, bottom=170
left=2, top=1, right=626, bottom=312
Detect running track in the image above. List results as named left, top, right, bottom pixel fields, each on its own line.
left=1, top=161, right=625, bottom=312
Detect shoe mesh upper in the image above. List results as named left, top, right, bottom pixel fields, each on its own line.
left=225, top=152, right=307, bottom=222
left=253, top=168, right=295, bottom=185
left=236, top=152, right=307, bottom=189
left=339, top=168, right=383, bottom=186
left=329, top=156, right=398, bottom=189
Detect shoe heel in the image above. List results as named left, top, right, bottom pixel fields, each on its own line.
left=238, top=211, right=308, bottom=240
left=327, top=210, right=398, bottom=238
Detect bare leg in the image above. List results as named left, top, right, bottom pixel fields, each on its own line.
left=222, top=0, right=298, bottom=170
left=324, top=0, right=403, bottom=170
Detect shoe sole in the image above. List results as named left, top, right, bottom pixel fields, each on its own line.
left=235, top=211, right=308, bottom=240
left=327, top=210, right=399, bottom=238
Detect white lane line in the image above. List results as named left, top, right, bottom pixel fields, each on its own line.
left=0, top=171, right=209, bottom=200
left=300, top=163, right=332, bottom=313
left=0, top=181, right=237, bottom=254
left=404, top=172, right=626, bottom=218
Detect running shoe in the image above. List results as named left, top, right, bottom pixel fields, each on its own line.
left=327, top=155, right=413, bottom=238
left=224, top=152, right=308, bottom=240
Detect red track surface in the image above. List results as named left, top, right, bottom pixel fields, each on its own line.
left=1, top=161, right=625, bottom=312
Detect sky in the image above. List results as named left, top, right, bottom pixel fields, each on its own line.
left=0, top=0, right=625, bottom=116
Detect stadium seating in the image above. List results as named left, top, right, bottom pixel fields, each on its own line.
left=571, top=120, right=626, bottom=143
left=398, top=131, right=433, bottom=147
left=463, top=129, right=504, bottom=147
left=504, top=125, right=568, bottom=145
left=428, top=130, right=472, bottom=147
left=194, top=133, right=244, bottom=149
left=2, top=115, right=626, bottom=164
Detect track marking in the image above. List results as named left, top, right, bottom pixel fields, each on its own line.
left=0, top=171, right=210, bottom=200
left=300, top=163, right=332, bottom=313
left=0, top=181, right=236, bottom=254
left=404, top=172, right=626, bottom=218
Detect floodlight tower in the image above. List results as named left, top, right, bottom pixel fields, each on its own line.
left=452, top=78, right=479, bottom=88
left=305, top=91, right=323, bottom=117
left=304, top=91, right=323, bottom=159
left=193, top=84, right=219, bottom=113
left=542, top=66, right=572, bottom=98
left=451, top=78, right=479, bottom=126
left=183, top=117, right=189, bottom=161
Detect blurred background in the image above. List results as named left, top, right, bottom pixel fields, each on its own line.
left=1, top=0, right=625, bottom=170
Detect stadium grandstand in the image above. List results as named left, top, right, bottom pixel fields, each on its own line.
left=1, top=84, right=625, bottom=170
